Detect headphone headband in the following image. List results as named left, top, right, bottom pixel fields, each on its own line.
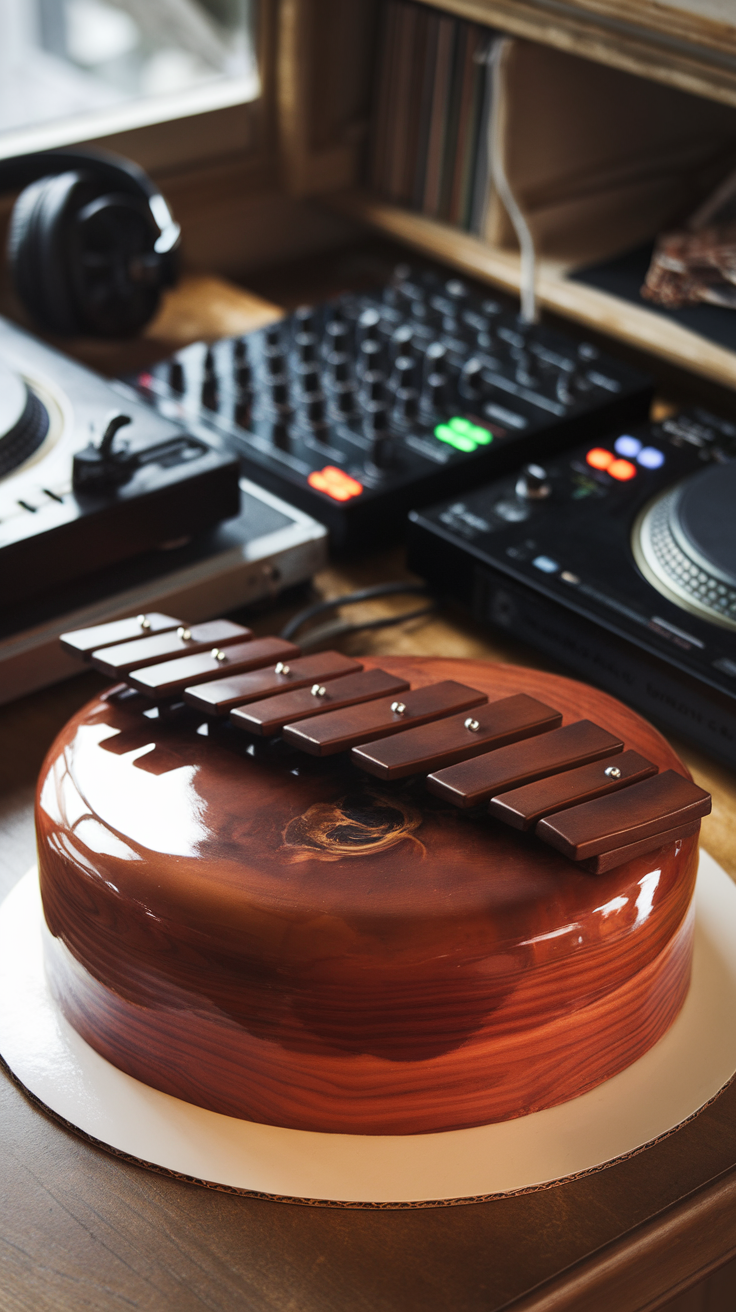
left=0, top=148, right=180, bottom=254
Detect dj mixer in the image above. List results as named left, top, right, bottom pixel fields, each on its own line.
left=128, top=267, right=653, bottom=550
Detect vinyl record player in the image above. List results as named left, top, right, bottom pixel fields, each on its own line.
left=0, top=315, right=240, bottom=608
left=407, top=409, right=736, bottom=769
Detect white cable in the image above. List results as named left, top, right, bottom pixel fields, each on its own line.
left=488, top=37, right=538, bottom=323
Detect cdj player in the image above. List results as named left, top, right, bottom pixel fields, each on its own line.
left=126, top=267, right=653, bottom=550
left=407, top=410, right=736, bottom=770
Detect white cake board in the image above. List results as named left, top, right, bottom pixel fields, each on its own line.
left=1, top=853, right=735, bottom=1207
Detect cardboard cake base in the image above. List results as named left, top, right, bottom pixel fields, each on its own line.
left=1, top=853, right=735, bottom=1207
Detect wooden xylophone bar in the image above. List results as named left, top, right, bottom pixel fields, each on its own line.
left=61, top=612, right=711, bottom=873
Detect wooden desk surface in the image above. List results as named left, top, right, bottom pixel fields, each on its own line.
left=2, top=261, right=736, bottom=1312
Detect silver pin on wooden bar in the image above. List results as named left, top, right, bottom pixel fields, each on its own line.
left=211, top=649, right=227, bottom=661
left=177, top=627, right=192, bottom=641
left=137, top=614, right=151, bottom=630
left=275, top=662, right=291, bottom=675
left=311, top=684, right=327, bottom=697
left=391, top=701, right=407, bottom=714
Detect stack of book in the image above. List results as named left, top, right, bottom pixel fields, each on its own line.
left=369, top=0, right=497, bottom=236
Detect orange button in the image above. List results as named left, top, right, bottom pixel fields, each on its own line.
left=307, top=466, right=364, bottom=502
left=586, top=447, right=613, bottom=470
left=608, top=458, right=637, bottom=481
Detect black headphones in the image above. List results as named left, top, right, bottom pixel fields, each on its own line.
left=1, top=148, right=181, bottom=338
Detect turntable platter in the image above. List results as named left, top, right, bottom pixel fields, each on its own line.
left=0, top=358, right=50, bottom=478
left=634, top=462, right=736, bottom=630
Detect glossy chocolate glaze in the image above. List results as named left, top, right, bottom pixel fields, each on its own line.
left=37, top=658, right=698, bottom=1134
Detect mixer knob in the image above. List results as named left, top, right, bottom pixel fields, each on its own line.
left=326, top=350, right=350, bottom=383
left=269, top=375, right=290, bottom=408
left=324, top=320, right=348, bottom=352
left=555, top=363, right=575, bottom=406
left=265, top=346, right=285, bottom=376
left=445, top=278, right=469, bottom=306
left=264, top=323, right=282, bottom=346
left=270, top=417, right=290, bottom=450
left=421, top=371, right=448, bottom=415
left=458, top=357, right=484, bottom=400
left=392, top=387, right=418, bottom=426
left=515, top=463, right=551, bottom=500
left=424, top=341, right=447, bottom=376
left=512, top=348, right=536, bottom=388
left=305, top=393, right=326, bottom=427
left=295, top=331, right=317, bottom=363
left=201, top=349, right=219, bottom=411
left=390, top=324, right=414, bottom=359
left=294, top=305, right=316, bottom=332
left=391, top=354, right=417, bottom=389
left=233, top=336, right=248, bottom=363
left=364, top=403, right=394, bottom=470
left=362, top=370, right=385, bottom=402
left=358, top=337, right=383, bottom=377
left=168, top=359, right=185, bottom=395
left=298, top=363, right=321, bottom=395
left=358, top=307, right=381, bottom=341
left=234, top=393, right=252, bottom=430
left=332, top=382, right=355, bottom=416
left=236, top=360, right=252, bottom=392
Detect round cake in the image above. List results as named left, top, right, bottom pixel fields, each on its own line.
left=36, top=657, right=699, bottom=1135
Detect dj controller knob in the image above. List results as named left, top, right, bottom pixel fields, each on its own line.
left=331, top=382, right=355, bottom=417
left=236, top=360, right=252, bottom=392
left=445, top=278, right=469, bottom=306
left=304, top=393, right=327, bottom=428
left=362, top=370, right=385, bottom=403
left=515, top=463, right=551, bottom=500
left=391, top=354, right=417, bottom=389
left=168, top=359, right=185, bottom=395
left=421, top=371, right=448, bottom=416
left=390, top=324, right=414, bottom=360
left=201, top=349, right=219, bottom=411
left=511, top=348, right=536, bottom=388
left=458, top=357, right=484, bottom=401
left=234, top=394, right=252, bottom=429
left=269, top=375, right=290, bottom=409
left=270, top=417, right=290, bottom=450
left=358, top=337, right=384, bottom=377
left=233, top=336, right=248, bottom=363
left=324, top=320, right=349, bottom=352
left=555, top=363, right=575, bottom=407
left=294, top=306, right=316, bottom=332
left=295, top=331, right=317, bottom=363
left=265, top=346, right=285, bottom=376
left=298, top=362, right=320, bottom=395
left=326, top=350, right=350, bottom=383
left=358, top=307, right=381, bottom=341
left=424, top=341, right=447, bottom=375
left=264, top=323, right=281, bottom=346
left=364, top=402, right=394, bottom=470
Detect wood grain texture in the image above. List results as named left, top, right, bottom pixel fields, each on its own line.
left=36, top=657, right=698, bottom=1136
left=581, top=819, right=702, bottom=875
left=184, top=651, right=363, bottom=716
left=283, top=680, right=488, bottom=756
left=130, top=636, right=300, bottom=697
left=489, top=750, right=657, bottom=830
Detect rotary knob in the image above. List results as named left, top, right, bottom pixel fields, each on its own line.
left=358, top=338, right=384, bottom=377
left=201, top=349, right=218, bottom=411
left=458, top=357, right=484, bottom=401
left=364, top=403, right=394, bottom=470
left=294, top=305, right=316, bottom=332
left=168, top=359, right=185, bottom=395
left=515, top=463, right=550, bottom=500
left=295, top=331, right=317, bottom=363
left=358, top=307, right=381, bottom=342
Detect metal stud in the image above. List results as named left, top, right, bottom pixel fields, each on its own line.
left=211, top=648, right=227, bottom=661
left=137, top=614, right=151, bottom=630
left=177, top=627, right=192, bottom=641
left=311, top=684, right=327, bottom=697
left=604, top=766, right=622, bottom=778
left=390, top=701, right=407, bottom=714
left=464, top=717, right=480, bottom=732
left=274, top=662, right=290, bottom=675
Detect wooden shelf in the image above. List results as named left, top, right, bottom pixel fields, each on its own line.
left=325, top=189, right=736, bottom=391
left=415, top=0, right=736, bottom=108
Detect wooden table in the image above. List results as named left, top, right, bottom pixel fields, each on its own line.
left=2, top=259, right=736, bottom=1312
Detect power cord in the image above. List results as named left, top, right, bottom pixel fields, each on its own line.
left=279, top=583, right=436, bottom=650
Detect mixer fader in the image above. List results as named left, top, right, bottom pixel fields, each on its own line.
left=128, top=268, right=652, bottom=549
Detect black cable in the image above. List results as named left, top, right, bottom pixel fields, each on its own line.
left=280, top=582, right=434, bottom=644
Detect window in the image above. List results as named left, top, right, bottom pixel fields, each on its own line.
left=0, top=0, right=259, bottom=155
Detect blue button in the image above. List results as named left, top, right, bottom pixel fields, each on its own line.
left=637, top=446, right=665, bottom=469
left=532, top=555, right=559, bottom=574
left=614, top=435, right=642, bottom=458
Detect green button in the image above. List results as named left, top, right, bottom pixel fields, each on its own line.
left=449, top=417, right=474, bottom=436
left=469, top=425, right=493, bottom=445
left=434, top=424, right=476, bottom=452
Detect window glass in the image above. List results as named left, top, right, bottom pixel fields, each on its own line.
left=0, top=0, right=259, bottom=146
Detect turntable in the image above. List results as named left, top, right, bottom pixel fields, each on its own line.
left=407, top=409, right=736, bottom=769
left=0, top=315, right=240, bottom=609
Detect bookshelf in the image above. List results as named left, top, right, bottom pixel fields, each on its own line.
left=275, top=0, right=736, bottom=393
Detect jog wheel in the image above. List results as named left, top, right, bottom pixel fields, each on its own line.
left=633, top=461, right=736, bottom=631
left=0, top=358, right=50, bottom=478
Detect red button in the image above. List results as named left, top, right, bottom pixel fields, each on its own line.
left=608, top=458, right=637, bottom=481
left=586, top=447, right=613, bottom=470
left=307, top=466, right=363, bottom=502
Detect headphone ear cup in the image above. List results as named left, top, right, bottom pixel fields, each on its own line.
left=7, top=171, right=92, bottom=336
